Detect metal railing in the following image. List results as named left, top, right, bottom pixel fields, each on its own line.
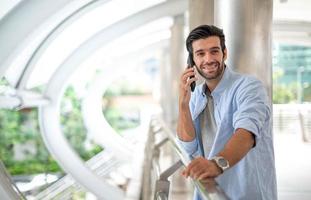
left=0, top=159, right=26, bottom=200
left=273, top=104, right=311, bottom=142
left=142, top=116, right=229, bottom=200
left=35, top=150, right=122, bottom=200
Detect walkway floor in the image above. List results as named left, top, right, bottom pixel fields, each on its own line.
left=275, top=133, right=311, bottom=200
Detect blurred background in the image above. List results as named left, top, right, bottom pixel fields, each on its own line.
left=0, top=0, right=310, bottom=200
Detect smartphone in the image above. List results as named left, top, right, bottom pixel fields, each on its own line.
left=187, top=55, right=196, bottom=92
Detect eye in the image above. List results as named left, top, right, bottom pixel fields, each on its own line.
left=211, top=50, right=219, bottom=55
left=196, top=52, right=205, bottom=57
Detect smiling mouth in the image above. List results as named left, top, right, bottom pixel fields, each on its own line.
left=201, top=62, right=218, bottom=71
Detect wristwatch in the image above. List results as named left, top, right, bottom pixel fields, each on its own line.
left=211, top=156, right=230, bottom=173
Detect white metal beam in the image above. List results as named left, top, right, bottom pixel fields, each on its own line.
left=0, top=162, right=21, bottom=200
left=0, top=90, right=49, bottom=109
left=273, top=20, right=311, bottom=33
left=81, top=67, right=134, bottom=161
left=16, top=0, right=111, bottom=90
left=0, top=0, right=97, bottom=85
left=39, top=0, right=187, bottom=198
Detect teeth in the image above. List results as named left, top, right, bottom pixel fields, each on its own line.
left=202, top=64, right=217, bottom=70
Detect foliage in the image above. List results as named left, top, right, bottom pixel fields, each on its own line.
left=273, top=68, right=297, bottom=104
left=61, top=86, right=103, bottom=160
left=0, top=85, right=103, bottom=175
left=0, top=79, right=42, bottom=168
left=0, top=108, right=63, bottom=175
left=304, top=84, right=311, bottom=102
left=104, top=79, right=149, bottom=97
left=0, top=77, right=141, bottom=176
left=8, top=159, right=60, bottom=175
left=103, top=107, right=140, bottom=133
left=103, top=84, right=141, bottom=133
left=272, top=83, right=297, bottom=104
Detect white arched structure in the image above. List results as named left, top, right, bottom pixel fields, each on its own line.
left=1, top=0, right=310, bottom=198
left=39, top=0, right=187, bottom=198
left=81, top=37, right=169, bottom=160
left=0, top=0, right=108, bottom=85
left=81, top=67, right=135, bottom=161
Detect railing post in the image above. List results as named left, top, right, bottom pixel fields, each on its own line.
left=154, top=160, right=183, bottom=200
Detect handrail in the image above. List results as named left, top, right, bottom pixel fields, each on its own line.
left=0, top=159, right=27, bottom=200
left=152, top=117, right=229, bottom=200
left=35, top=150, right=120, bottom=199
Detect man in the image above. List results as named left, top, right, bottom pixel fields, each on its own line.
left=177, top=25, right=277, bottom=200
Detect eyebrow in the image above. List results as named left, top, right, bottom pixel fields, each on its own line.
left=194, top=46, right=221, bottom=54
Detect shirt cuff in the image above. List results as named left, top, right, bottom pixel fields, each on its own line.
left=175, top=136, right=199, bottom=156
left=234, top=118, right=261, bottom=139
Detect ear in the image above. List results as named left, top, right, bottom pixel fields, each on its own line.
left=223, top=48, right=228, bottom=60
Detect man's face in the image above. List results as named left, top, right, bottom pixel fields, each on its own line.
left=192, top=36, right=227, bottom=80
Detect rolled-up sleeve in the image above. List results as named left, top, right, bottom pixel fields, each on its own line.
left=175, top=137, right=200, bottom=158
left=232, top=78, right=271, bottom=139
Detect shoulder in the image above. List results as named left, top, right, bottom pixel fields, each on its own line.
left=233, top=74, right=269, bottom=102
left=232, top=73, right=265, bottom=91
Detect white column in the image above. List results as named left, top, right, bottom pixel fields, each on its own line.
left=215, top=0, right=273, bottom=97
left=169, top=14, right=185, bottom=129
left=188, top=0, right=214, bottom=29
left=160, top=47, right=171, bottom=123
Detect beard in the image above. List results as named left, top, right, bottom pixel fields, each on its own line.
left=195, top=60, right=225, bottom=80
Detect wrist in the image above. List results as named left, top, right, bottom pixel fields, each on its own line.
left=179, top=101, right=190, bottom=112
left=210, top=156, right=230, bottom=174
left=210, top=160, right=223, bottom=176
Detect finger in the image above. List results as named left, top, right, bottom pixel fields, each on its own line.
left=197, top=172, right=212, bottom=180
left=187, top=156, right=204, bottom=169
left=185, top=76, right=198, bottom=88
left=192, top=167, right=206, bottom=179
left=191, top=160, right=207, bottom=176
left=181, top=71, right=196, bottom=84
left=188, top=161, right=204, bottom=178
left=181, top=67, right=195, bottom=78
left=182, top=67, right=195, bottom=77
left=185, top=66, right=195, bottom=72
left=182, top=167, right=190, bottom=178
left=183, top=159, right=200, bottom=178
left=200, top=178, right=216, bottom=184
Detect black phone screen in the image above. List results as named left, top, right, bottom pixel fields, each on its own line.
left=187, top=56, right=196, bottom=92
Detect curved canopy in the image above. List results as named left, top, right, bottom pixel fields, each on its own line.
left=0, top=0, right=311, bottom=199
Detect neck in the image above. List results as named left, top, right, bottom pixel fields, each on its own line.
left=206, top=79, right=219, bottom=92
left=205, top=65, right=226, bottom=92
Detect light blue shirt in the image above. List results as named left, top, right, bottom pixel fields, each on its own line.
left=177, top=67, right=277, bottom=200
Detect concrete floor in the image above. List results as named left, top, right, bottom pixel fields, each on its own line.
left=274, top=133, right=311, bottom=200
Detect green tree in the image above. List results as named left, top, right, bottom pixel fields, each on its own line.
left=61, top=86, right=102, bottom=160
left=0, top=83, right=101, bottom=175
left=273, top=68, right=297, bottom=104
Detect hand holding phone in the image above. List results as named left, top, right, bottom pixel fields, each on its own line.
left=187, top=56, right=196, bottom=92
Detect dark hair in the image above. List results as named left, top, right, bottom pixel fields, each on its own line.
left=186, top=25, right=226, bottom=54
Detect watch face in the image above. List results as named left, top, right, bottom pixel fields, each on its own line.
left=218, top=158, right=228, bottom=167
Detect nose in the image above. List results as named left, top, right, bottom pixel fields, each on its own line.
left=203, top=52, right=215, bottom=64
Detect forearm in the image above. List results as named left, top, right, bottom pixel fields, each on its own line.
left=177, top=104, right=196, bottom=142
left=218, top=128, right=255, bottom=167
left=181, top=128, right=255, bottom=180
